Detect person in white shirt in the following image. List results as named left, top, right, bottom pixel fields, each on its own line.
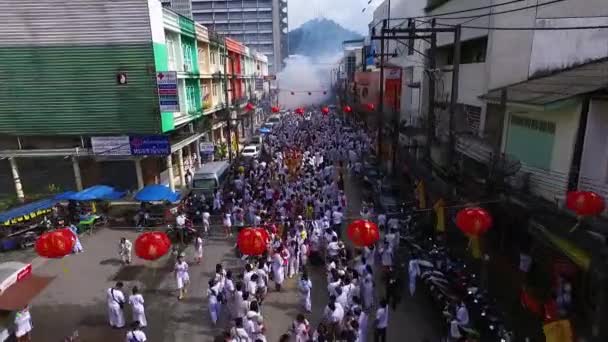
left=380, top=241, right=394, bottom=270
left=335, top=286, right=349, bottom=310
left=125, top=321, right=147, bottom=342
left=298, top=272, right=313, bottom=313
left=202, top=211, right=211, bottom=234
left=231, top=317, right=251, bottom=342
left=207, top=278, right=223, bottom=325
left=223, top=212, right=233, bottom=237
left=291, top=314, right=311, bottom=342
left=377, top=213, right=387, bottom=233
left=14, top=306, right=32, bottom=341
left=193, top=234, right=204, bottom=265
left=119, top=237, right=132, bottom=265
left=128, top=286, right=147, bottom=327
left=326, top=236, right=341, bottom=259
left=355, top=307, right=368, bottom=342
left=107, top=282, right=126, bottom=328
left=374, top=299, right=389, bottom=342
left=174, top=255, right=190, bottom=300
left=331, top=207, right=344, bottom=238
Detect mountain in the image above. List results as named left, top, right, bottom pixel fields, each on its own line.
left=288, top=18, right=364, bottom=57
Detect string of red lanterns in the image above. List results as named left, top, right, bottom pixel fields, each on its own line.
left=343, top=105, right=352, bottom=113
left=566, top=190, right=605, bottom=217
left=35, top=228, right=75, bottom=258
left=347, top=219, right=380, bottom=247
left=271, top=106, right=280, bottom=113
left=237, top=227, right=269, bottom=256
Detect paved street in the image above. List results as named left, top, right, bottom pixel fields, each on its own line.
left=20, top=173, right=441, bottom=342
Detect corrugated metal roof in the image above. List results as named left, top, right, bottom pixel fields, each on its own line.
left=0, top=0, right=153, bottom=46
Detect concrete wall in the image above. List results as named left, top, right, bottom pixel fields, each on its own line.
left=428, top=0, right=491, bottom=46
left=579, top=99, right=608, bottom=189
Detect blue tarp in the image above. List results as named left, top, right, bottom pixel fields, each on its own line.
left=66, top=185, right=125, bottom=201
left=0, top=191, right=73, bottom=223
left=134, top=185, right=180, bottom=202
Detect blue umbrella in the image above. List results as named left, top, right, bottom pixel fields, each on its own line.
left=134, top=185, right=180, bottom=203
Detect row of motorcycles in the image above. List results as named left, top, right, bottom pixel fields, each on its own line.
left=398, top=214, right=514, bottom=342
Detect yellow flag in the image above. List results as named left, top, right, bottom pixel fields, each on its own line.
left=543, top=320, right=573, bottom=342
left=416, top=180, right=426, bottom=209
left=433, top=199, right=445, bottom=232
left=469, top=236, right=482, bottom=259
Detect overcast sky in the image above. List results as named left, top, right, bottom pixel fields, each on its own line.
left=289, top=0, right=379, bottom=35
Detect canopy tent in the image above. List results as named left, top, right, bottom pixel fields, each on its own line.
left=0, top=262, right=53, bottom=310
left=0, top=192, right=74, bottom=225
left=134, top=185, right=180, bottom=203
left=66, top=185, right=125, bottom=201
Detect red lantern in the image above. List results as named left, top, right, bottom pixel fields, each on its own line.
left=135, top=232, right=171, bottom=261
left=455, top=207, right=493, bottom=237
left=321, top=107, right=330, bottom=115
left=347, top=219, right=380, bottom=247
left=566, top=191, right=605, bottom=216
left=343, top=105, right=352, bottom=113
left=366, top=103, right=375, bottom=111
left=295, top=107, right=304, bottom=115
left=246, top=103, right=255, bottom=111
left=271, top=106, right=280, bottom=113
left=35, top=229, right=75, bottom=258
left=237, top=227, right=268, bottom=255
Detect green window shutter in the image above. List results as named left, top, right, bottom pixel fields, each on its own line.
left=506, top=115, right=555, bottom=169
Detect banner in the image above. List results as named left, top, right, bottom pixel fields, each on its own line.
left=433, top=199, right=445, bottom=232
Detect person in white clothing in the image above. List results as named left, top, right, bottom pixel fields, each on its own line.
left=107, top=282, right=126, bottom=328
left=207, top=278, right=223, bottom=325
left=125, top=321, right=147, bottom=342
left=174, top=255, right=190, bottom=300
left=291, top=314, right=311, bottom=342
left=355, top=307, right=368, bottom=342
left=223, top=212, right=233, bottom=237
left=231, top=317, right=251, bottom=341
left=194, top=234, right=204, bottom=264
left=14, top=306, right=32, bottom=342
left=374, top=299, right=389, bottom=342
left=119, top=238, right=132, bottom=265
left=202, top=211, right=211, bottom=234
left=298, top=272, right=313, bottom=313
left=272, top=248, right=285, bottom=291
left=128, top=286, right=147, bottom=328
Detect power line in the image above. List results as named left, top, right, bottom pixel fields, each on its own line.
left=395, top=0, right=527, bottom=20
left=434, top=21, right=608, bottom=31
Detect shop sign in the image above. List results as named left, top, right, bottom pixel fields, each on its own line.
left=156, top=71, right=179, bottom=112
left=199, top=142, right=215, bottom=153
left=263, top=75, right=276, bottom=81
left=91, top=136, right=132, bottom=156
left=255, top=78, right=264, bottom=90
left=0, top=263, right=32, bottom=295
left=129, top=135, right=171, bottom=156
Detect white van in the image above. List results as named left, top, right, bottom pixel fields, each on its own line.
left=266, top=114, right=281, bottom=127
left=192, top=161, right=230, bottom=197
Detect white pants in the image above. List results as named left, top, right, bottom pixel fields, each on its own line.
left=301, top=292, right=311, bottom=312
left=107, top=304, right=125, bottom=328
left=288, top=257, right=299, bottom=278
left=209, top=301, right=221, bottom=324
left=176, top=273, right=190, bottom=290
left=120, top=251, right=131, bottom=263
left=132, top=305, right=147, bottom=327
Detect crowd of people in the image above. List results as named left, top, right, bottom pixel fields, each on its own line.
left=105, top=109, right=407, bottom=342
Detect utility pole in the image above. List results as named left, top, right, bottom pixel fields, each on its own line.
left=426, top=19, right=437, bottom=162
left=377, top=19, right=387, bottom=161
left=448, top=24, right=462, bottom=166
left=223, top=52, right=232, bottom=162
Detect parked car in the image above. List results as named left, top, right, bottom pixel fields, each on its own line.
left=265, top=114, right=281, bottom=126
left=241, top=145, right=261, bottom=158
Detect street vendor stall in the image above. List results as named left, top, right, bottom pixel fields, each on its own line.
left=0, top=262, right=53, bottom=341
left=0, top=192, right=74, bottom=252
left=132, top=185, right=181, bottom=229
left=64, top=185, right=125, bottom=233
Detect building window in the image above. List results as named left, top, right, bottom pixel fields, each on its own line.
left=506, top=115, right=556, bottom=169
left=464, top=105, right=481, bottom=132
left=213, top=84, right=218, bottom=97
left=167, top=36, right=179, bottom=70
left=210, top=50, right=216, bottom=65
left=511, top=115, right=556, bottom=134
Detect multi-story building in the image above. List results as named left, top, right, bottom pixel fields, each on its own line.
left=0, top=0, right=268, bottom=199
left=178, top=0, right=288, bottom=74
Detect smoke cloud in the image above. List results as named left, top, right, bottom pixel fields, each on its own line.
left=276, top=54, right=341, bottom=109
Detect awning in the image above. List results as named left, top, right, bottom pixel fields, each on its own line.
left=0, top=192, right=74, bottom=225
left=66, top=185, right=125, bottom=201
left=529, top=220, right=591, bottom=271
left=170, top=132, right=205, bottom=153
left=481, top=58, right=608, bottom=106
left=134, top=185, right=180, bottom=203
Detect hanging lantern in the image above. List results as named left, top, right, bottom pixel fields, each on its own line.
left=271, top=106, right=280, bottom=113
left=566, top=191, right=605, bottom=217
left=245, top=102, right=255, bottom=111
left=295, top=107, right=304, bottom=115
left=35, top=228, right=75, bottom=258
left=455, top=207, right=493, bottom=237
left=321, top=107, right=330, bottom=115
left=343, top=105, right=352, bottom=113
left=237, top=227, right=268, bottom=256
left=347, top=219, right=380, bottom=247
left=135, top=231, right=171, bottom=261
left=257, top=228, right=270, bottom=244
left=366, top=103, right=375, bottom=111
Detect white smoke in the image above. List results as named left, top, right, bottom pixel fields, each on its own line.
left=276, top=54, right=341, bottom=109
